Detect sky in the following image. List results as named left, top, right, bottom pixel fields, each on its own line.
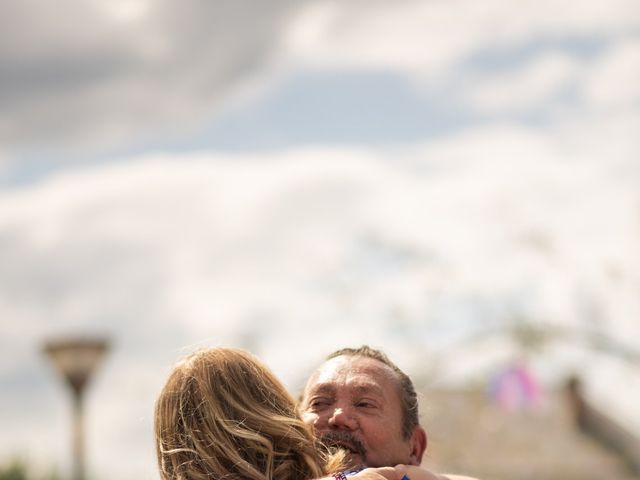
left=1, top=1, right=640, bottom=479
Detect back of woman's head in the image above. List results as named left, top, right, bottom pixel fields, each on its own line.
left=154, top=347, right=329, bottom=480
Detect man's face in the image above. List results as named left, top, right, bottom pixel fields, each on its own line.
left=300, top=355, right=424, bottom=468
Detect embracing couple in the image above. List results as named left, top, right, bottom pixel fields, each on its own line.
left=155, top=345, right=478, bottom=480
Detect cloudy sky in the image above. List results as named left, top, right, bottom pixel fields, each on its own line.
left=1, top=1, right=639, bottom=479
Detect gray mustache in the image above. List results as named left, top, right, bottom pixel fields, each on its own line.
left=319, top=430, right=367, bottom=459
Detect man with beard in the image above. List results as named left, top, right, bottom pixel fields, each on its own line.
left=300, top=346, right=478, bottom=480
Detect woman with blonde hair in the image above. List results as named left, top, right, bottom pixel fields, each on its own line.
left=154, top=347, right=403, bottom=480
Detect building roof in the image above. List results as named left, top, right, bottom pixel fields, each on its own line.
left=420, top=387, right=640, bottom=480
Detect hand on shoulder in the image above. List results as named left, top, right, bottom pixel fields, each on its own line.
left=317, top=467, right=399, bottom=480
left=440, top=476, right=480, bottom=480
left=394, top=465, right=480, bottom=480
left=351, top=466, right=398, bottom=480
left=319, top=466, right=480, bottom=480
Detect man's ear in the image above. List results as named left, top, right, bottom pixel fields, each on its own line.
left=408, top=425, right=427, bottom=465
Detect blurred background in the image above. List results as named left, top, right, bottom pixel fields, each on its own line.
left=0, top=0, right=639, bottom=479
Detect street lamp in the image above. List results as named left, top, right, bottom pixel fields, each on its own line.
left=43, top=337, right=110, bottom=480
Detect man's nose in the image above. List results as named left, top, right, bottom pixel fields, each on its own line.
left=327, top=405, right=358, bottom=430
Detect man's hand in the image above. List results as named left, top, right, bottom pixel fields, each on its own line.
left=393, top=465, right=441, bottom=480
left=393, top=465, right=480, bottom=480
left=320, top=465, right=480, bottom=480
left=316, top=467, right=400, bottom=480
left=352, top=467, right=399, bottom=480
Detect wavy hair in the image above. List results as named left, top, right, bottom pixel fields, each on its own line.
left=155, top=347, right=341, bottom=480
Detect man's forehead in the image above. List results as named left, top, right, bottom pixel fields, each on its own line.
left=305, top=355, right=399, bottom=394
left=309, top=379, right=386, bottom=397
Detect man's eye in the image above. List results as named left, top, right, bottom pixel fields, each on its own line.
left=309, top=399, right=331, bottom=408
left=355, top=400, right=376, bottom=408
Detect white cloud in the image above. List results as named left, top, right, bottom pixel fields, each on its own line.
left=461, top=52, right=581, bottom=114
left=3, top=0, right=639, bottom=162
left=278, top=0, right=640, bottom=133
left=0, top=0, right=302, bottom=152
left=283, top=0, right=640, bottom=80
left=581, top=38, right=640, bottom=111
left=90, top=0, right=151, bottom=23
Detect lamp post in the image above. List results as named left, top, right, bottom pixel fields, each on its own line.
left=43, top=337, right=109, bottom=480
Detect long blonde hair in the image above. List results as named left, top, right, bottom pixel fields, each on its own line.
left=155, top=347, right=340, bottom=480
